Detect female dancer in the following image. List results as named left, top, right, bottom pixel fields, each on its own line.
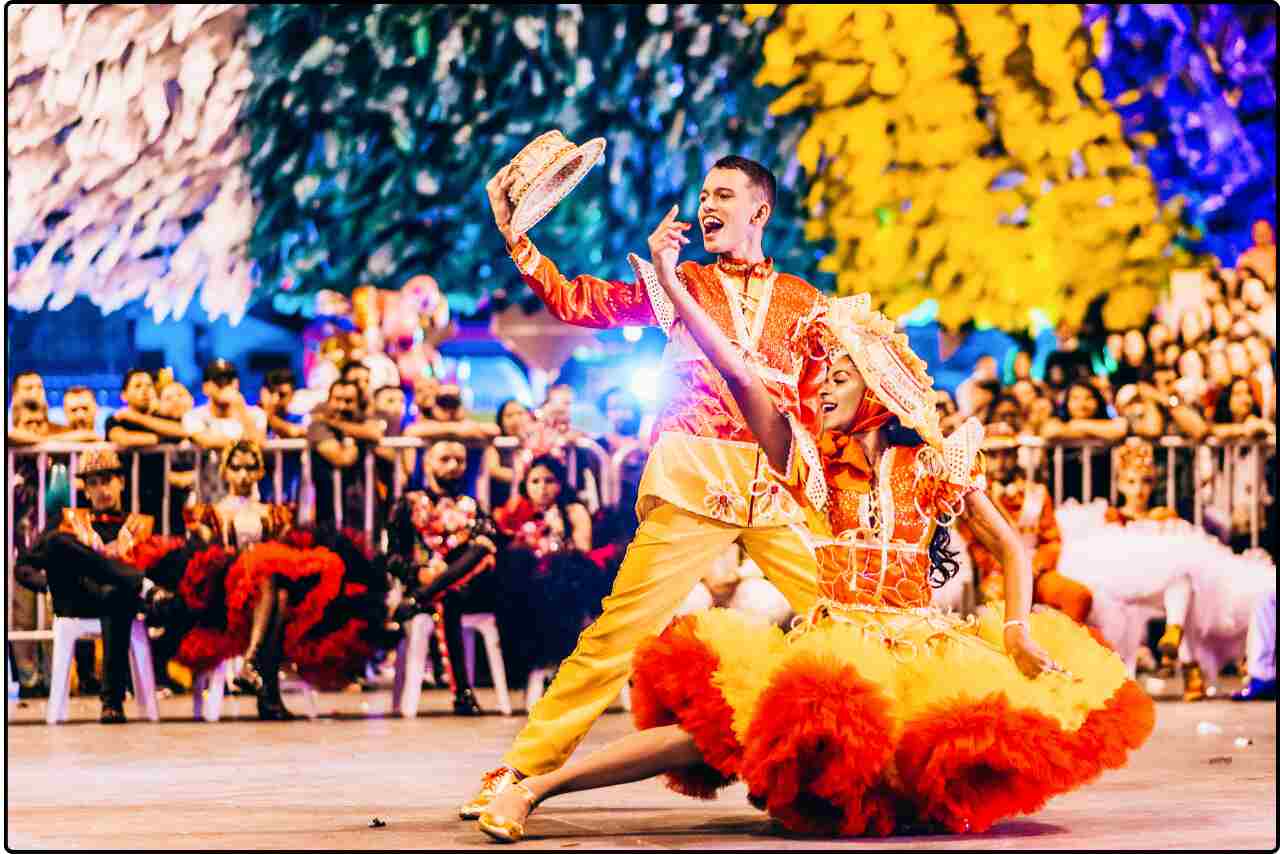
left=478, top=266, right=1153, bottom=841
left=148, top=439, right=393, bottom=719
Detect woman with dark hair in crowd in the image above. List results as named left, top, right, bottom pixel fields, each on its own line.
left=1211, top=377, right=1270, bottom=438
left=1200, top=378, right=1276, bottom=552
left=1039, top=379, right=1126, bottom=502
left=477, top=283, right=1152, bottom=842
left=481, top=398, right=532, bottom=508
left=1111, top=330, right=1154, bottom=388
left=493, top=453, right=613, bottom=685
left=146, top=439, right=394, bottom=719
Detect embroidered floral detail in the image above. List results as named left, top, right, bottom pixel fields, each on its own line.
left=748, top=475, right=791, bottom=522
left=703, top=481, right=746, bottom=522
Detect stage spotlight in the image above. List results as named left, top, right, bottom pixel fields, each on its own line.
left=630, top=365, right=663, bottom=403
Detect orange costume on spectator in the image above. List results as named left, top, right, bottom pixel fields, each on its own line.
left=959, top=440, right=1093, bottom=624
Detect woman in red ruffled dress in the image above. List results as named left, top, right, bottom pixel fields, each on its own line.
left=476, top=236, right=1154, bottom=841
left=146, top=439, right=392, bottom=719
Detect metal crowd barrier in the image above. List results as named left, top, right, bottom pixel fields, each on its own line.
left=6, top=433, right=1272, bottom=644
left=1012, top=435, right=1274, bottom=548
left=5, top=434, right=621, bottom=643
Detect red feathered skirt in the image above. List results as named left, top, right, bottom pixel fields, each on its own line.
left=153, top=531, right=378, bottom=689
left=631, top=603, right=1155, bottom=837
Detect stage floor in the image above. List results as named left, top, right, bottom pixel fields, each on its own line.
left=5, top=685, right=1277, bottom=850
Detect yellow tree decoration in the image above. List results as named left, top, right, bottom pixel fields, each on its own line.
left=745, top=4, right=1194, bottom=332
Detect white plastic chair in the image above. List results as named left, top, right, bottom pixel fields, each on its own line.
left=46, top=616, right=159, bottom=724
left=525, top=665, right=631, bottom=713
left=460, top=612, right=512, bottom=716
left=191, top=663, right=229, bottom=722
left=391, top=611, right=513, bottom=717
left=194, top=656, right=320, bottom=721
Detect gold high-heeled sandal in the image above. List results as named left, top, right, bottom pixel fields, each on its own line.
left=477, top=781, right=538, bottom=843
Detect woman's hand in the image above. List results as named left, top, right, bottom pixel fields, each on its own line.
left=1004, top=623, right=1058, bottom=679
left=647, top=205, right=691, bottom=276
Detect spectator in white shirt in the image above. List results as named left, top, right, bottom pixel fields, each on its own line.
left=183, top=359, right=267, bottom=503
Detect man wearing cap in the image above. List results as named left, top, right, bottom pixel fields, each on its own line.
left=463, top=153, right=826, bottom=813
left=957, top=437, right=1093, bottom=624
left=183, top=359, right=268, bottom=504
left=13, top=450, right=160, bottom=723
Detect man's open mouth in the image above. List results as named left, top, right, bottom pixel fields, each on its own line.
left=702, top=216, right=724, bottom=236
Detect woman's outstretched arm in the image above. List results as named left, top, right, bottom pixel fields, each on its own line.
left=647, top=205, right=794, bottom=472
left=959, top=490, right=1057, bottom=679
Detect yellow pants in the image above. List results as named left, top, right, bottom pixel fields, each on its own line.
left=503, top=500, right=819, bottom=776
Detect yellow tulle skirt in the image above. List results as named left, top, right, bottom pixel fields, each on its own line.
left=631, top=603, right=1155, bottom=837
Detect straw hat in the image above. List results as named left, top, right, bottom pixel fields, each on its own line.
left=821, top=294, right=945, bottom=449
left=812, top=294, right=987, bottom=490
left=503, top=130, right=606, bottom=235
left=79, top=449, right=125, bottom=477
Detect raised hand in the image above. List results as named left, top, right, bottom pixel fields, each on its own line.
left=486, top=164, right=523, bottom=247
left=647, top=204, right=691, bottom=274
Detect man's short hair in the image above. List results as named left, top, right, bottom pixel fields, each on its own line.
left=64, top=385, right=93, bottom=399
left=265, top=368, right=297, bottom=390
left=121, top=368, right=151, bottom=390
left=329, top=379, right=360, bottom=400
left=428, top=439, right=468, bottom=463
left=340, top=361, right=370, bottom=379
left=10, top=370, right=41, bottom=392
left=712, top=155, right=777, bottom=210
left=202, top=358, right=239, bottom=384
left=373, top=385, right=403, bottom=399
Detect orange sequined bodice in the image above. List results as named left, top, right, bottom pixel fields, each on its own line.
left=813, top=445, right=964, bottom=611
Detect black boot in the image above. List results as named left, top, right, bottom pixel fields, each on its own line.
left=99, top=701, right=127, bottom=724
left=255, top=604, right=295, bottom=721
left=453, top=688, right=483, bottom=716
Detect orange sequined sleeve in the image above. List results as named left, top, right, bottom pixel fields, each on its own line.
left=509, top=235, right=657, bottom=329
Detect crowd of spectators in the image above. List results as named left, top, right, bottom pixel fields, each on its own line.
left=939, top=227, right=1275, bottom=549
left=5, top=220, right=1274, bottom=706
left=4, top=349, right=656, bottom=702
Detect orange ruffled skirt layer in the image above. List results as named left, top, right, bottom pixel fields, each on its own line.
left=631, top=605, right=1154, bottom=837
left=150, top=536, right=373, bottom=689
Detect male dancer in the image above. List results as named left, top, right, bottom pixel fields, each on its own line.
left=461, top=156, right=827, bottom=815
